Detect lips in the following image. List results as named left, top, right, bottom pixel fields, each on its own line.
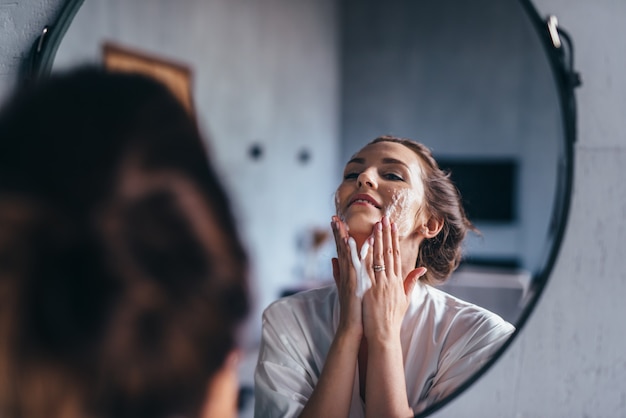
left=349, top=193, right=381, bottom=209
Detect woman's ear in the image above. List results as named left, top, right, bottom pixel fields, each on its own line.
left=421, top=216, right=443, bottom=238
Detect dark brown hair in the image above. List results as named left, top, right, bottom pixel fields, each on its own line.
left=368, top=135, right=477, bottom=285
left=0, top=67, right=248, bottom=418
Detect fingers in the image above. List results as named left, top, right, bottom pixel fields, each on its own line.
left=391, top=221, right=401, bottom=277
left=331, top=216, right=348, bottom=257
left=371, top=216, right=398, bottom=281
left=331, top=216, right=358, bottom=291
left=370, top=220, right=384, bottom=281
left=403, top=267, right=427, bottom=295
left=331, top=257, right=340, bottom=286
left=381, top=216, right=394, bottom=277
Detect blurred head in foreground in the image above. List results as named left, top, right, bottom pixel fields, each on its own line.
left=0, top=67, right=248, bottom=418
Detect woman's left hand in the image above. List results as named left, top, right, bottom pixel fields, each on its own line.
left=360, top=216, right=426, bottom=417
left=362, top=216, right=426, bottom=343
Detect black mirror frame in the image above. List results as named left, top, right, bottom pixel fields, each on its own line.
left=417, top=0, right=581, bottom=415
left=23, top=0, right=580, bottom=416
left=23, top=0, right=84, bottom=84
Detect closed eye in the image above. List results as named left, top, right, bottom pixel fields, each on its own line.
left=384, top=173, right=404, bottom=181
left=343, top=172, right=359, bottom=180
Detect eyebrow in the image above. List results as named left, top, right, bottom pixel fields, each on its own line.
left=346, top=157, right=410, bottom=169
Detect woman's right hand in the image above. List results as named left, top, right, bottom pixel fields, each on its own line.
left=299, top=217, right=364, bottom=418
left=331, top=216, right=363, bottom=339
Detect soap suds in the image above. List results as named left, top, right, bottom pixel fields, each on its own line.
left=348, top=237, right=371, bottom=298
left=384, top=188, right=418, bottom=237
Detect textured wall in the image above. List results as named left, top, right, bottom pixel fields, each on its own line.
left=0, top=0, right=64, bottom=100
left=432, top=0, right=626, bottom=416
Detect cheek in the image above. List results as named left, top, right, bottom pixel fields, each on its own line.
left=384, top=188, right=422, bottom=236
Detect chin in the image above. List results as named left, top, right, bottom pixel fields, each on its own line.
left=343, top=214, right=377, bottom=236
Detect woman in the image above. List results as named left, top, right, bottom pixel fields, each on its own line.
left=254, top=136, right=515, bottom=417
left=0, top=68, right=248, bottom=418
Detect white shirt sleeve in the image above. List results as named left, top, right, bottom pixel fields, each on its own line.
left=412, top=297, right=515, bottom=412
left=254, top=299, right=319, bottom=418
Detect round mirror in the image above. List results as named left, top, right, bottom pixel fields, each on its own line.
left=32, top=0, right=578, bottom=415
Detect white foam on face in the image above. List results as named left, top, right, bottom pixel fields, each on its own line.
left=336, top=187, right=420, bottom=298
left=384, top=188, right=418, bottom=237
left=334, top=190, right=348, bottom=227
left=348, top=237, right=371, bottom=298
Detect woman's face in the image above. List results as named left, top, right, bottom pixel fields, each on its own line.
left=335, top=141, right=426, bottom=238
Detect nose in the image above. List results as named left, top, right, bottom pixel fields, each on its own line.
left=357, top=169, right=377, bottom=189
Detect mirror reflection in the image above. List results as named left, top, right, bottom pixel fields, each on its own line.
left=339, top=0, right=560, bottom=327
left=52, top=0, right=562, bottom=415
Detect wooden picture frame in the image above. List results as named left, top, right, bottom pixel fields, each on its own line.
left=102, top=42, right=195, bottom=116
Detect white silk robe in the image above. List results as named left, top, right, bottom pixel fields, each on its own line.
left=254, top=283, right=515, bottom=417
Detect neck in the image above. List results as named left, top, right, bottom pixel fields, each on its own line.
left=400, top=232, right=423, bottom=277
left=349, top=233, right=370, bottom=253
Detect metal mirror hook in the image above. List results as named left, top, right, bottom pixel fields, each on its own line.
left=547, top=15, right=582, bottom=89
left=23, top=0, right=84, bottom=83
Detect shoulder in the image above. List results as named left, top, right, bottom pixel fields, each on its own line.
left=405, top=286, right=515, bottom=411
left=262, top=284, right=337, bottom=323
left=421, top=285, right=515, bottom=343
left=258, top=284, right=338, bottom=366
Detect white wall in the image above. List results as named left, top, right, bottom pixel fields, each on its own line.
left=2, top=1, right=625, bottom=417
